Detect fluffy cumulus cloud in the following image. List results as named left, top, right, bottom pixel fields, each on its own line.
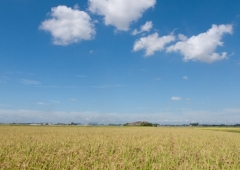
left=133, top=33, right=175, bottom=56
left=88, top=0, right=156, bottom=31
left=171, top=97, right=182, bottom=101
left=132, top=21, right=153, bottom=35
left=167, top=24, right=233, bottom=63
left=40, top=5, right=96, bottom=45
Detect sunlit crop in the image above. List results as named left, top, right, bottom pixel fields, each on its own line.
left=0, top=126, right=239, bottom=169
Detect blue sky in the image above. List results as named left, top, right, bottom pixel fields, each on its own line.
left=0, top=0, right=240, bottom=124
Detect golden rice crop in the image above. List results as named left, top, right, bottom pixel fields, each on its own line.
left=0, top=126, right=240, bottom=169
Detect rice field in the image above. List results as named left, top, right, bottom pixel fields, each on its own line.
left=0, top=126, right=240, bottom=169
left=200, top=127, right=240, bottom=133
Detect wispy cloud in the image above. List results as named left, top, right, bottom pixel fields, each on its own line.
left=69, top=98, right=77, bottom=102
left=73, top=4, right=79, bottom=9
left=224, top=108, right=240, bottom=113
left=132, top=21, right=153, bottom=35
left=6, top=71, right=23, bottom=74
left=0, top=76, right=10, bottom=83
left=28, top=73, right=36, bottom=76
left=76, top=75, right=88, bottom=78
left=183, top=76, right=188, bottom=80
left=22, top=79, right=41, bottom=85
left=36, top=101, right=61, bottom=105
left=90, top=84, right=126, bottom=88
left=171, top=96, right=182, bottom=101
left=1, top=108, right=240, bottom=124
left=185, top=98, right=191, bottom=104
left=36, top=85, right=78, bottom=88
left=37, top=102, right=48, bottom=105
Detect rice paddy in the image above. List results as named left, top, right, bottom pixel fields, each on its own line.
left=0, top=126, right=240, bottom=169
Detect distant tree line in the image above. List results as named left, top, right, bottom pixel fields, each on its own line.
left=200, top=124, right=240, bottom=127
left=1, top=122, right=240, bottom=127
left=123, top=121, right=158, bottom=127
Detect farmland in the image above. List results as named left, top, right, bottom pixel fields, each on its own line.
left=0, top=126, right=240, bottom=169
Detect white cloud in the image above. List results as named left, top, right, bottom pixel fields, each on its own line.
left=90, top=84, right=125, bottom=88
left=141, top=21, right=153, bottom=32
left=36, top=85, right=78, bottom=89
left=171, top=96, right=182, bottom=101
left=88, top=0, right=156, bottom=31
left=37, top=102, right=48, bottom=105
left=40, top=5, right=96, bottom=45
left=183, top=76, right=188, bottom=80
left=132, top=30, right=138, bottom=36
left=167, top=24, right=233, bottom=63
left=132, top=21, right=153, bottom=35
left=22, top=79, right=41, bottom=85
left=178, top=34, right=187, bottom=41
left=69, top=98, right=77, bottom=101
left=74, top=4, right=79, bottom=10
left=133, top=33, right=175, bottom=56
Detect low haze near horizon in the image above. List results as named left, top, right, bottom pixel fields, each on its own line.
left=0, top=0, right=240, bottom=124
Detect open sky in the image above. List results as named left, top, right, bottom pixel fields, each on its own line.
left=0, top=0, right=240, bottom=124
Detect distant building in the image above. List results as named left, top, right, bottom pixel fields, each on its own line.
left=88, top=122, right=98, bottom=126
left=190, top=123, right=199, bottom=126
left=127, top=121, right=145, bottom=126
